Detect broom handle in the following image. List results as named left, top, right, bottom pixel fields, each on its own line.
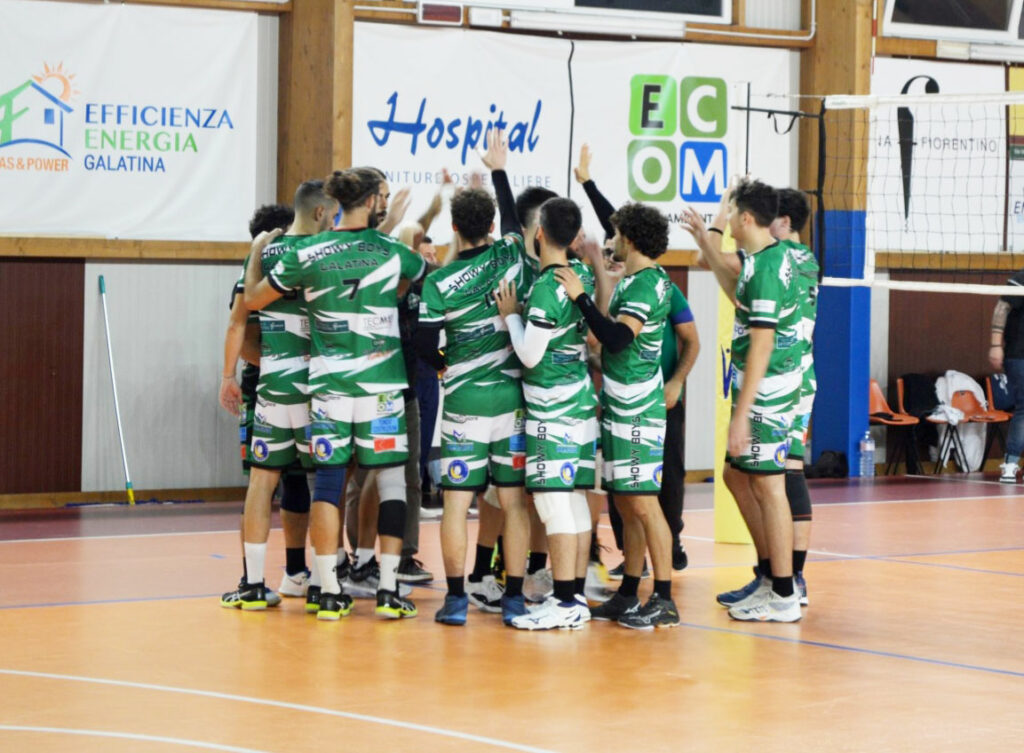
left=99, top=275, right=135, bottom=505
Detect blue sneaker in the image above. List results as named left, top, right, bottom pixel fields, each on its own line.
left=796, top=572, right=808, bottom=607
left=716, top=568, right=764, bottom=607
left=434, top=594, right=469, bottom=625
left=501, top=593, right=528, bottom=626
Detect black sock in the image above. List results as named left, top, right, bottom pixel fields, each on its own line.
left=285, top=548, right=306, bottom=576
left=554, top=579, right=575, bottom=603
left=495, top=536, right=505, bottom=566
left=574, top=577, right=586, bottom=596
left=654, top=579, right=672, bottom=600
left=447, top=576, right=465, bottom=598
left=469, top=544, right=492, bottom=581
left=793, top=550, right=808, bottom=574
left=589, top=536, right=601, bottom=563
left=528, top=551, right=547, bottom=575
left=772, top=576, right=794, bottom=598
left=758, top=558, right=772, bottom=579
left=505, top=575, right=524, bottom=598
left=619, top=574, right=640, bottom=598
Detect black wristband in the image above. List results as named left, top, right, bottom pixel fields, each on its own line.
left=708, top=227, right=724, bottom=235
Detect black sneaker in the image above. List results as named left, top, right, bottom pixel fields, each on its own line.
left=396, top=556, right=433, bottom=583
left=220, top=581, right=267, bottom=611
left=618, top=593, right=680, bottom=630
left=672, top=547, right=689, bottom=572
left=607, top=560, right=650, bottom=581
left=590, top=592, right=640, bottom=621
left=375, top=589, right=418, bottom=619
left=305, top=585, right=322, bottom=614
left=316, top=590, right=353, bottom=621
left=349, top=557, right=380, bottom=589
left=335, top=557, right=351, bottom=582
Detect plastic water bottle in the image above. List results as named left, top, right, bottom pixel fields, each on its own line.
left=859, top=430, right=875, bottom=478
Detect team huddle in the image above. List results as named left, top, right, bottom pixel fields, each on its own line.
left=219, top=130, right=818, bottom=630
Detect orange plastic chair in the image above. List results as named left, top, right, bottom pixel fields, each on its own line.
left=869, top=379, right=919, bottom=474
left=974, top=377, right=1013, bottom=464
left=929, top=389, right=984, bottom=473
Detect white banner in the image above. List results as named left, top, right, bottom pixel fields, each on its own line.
left=0, top=0, right=258, bottom=240
left=352, top=23, right=798, bottom=250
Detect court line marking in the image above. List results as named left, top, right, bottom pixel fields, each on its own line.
left=679, top=623, right=1024, bottom=679
left=0, top=669, right=556, bottom=753
left=0, top=724, right=273, bottom=752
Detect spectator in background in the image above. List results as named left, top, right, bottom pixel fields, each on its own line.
left=989, top=272, right=1024, bottom=483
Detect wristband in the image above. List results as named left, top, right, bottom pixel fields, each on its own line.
left=708, top=227, right=724, bottom=235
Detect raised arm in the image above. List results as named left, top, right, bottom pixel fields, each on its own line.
left=481, top=128, right=520, bottom=237
left=681, top=205, right=739, bottom=303
left=574, top=144, right=615, bottom=240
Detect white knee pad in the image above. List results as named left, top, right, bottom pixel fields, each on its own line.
left=533, top=492, right=575, bottom=536
left=571, top=492, right=592, bottom=534
left=375, top=465, right=406, bottom=503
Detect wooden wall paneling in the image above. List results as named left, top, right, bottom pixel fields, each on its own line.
left=0, top=260, right=84, bottom=493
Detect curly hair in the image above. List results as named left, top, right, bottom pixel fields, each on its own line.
left=248, top=204, right=294, bottom=239
left=609, top=202, right=668, bottom=259
left=733, top=179, right=779, bottom=228
left=324, top=168, right=381, bottom=211
left=450, top=188, right=496, bottom=244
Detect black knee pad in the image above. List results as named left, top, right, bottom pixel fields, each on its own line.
left=280, top=472, right=311, bottom=514
left=785, top=469, right=812, bottom=522
left=378, top=498, right=407, bottom=539
left=313, top=468, right=347, bottom=507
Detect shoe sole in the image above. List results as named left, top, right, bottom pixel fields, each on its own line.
left=434, top=616, right=467, bottom=625
left=317, top=611, right=341, bottom=621
left=728, top=609, right=802, bottom=623
left=376, top=608, right=418, bottom=619
left=240, top=601, right=267, bottom=611
left=305, top=604, right=320, bottom=614
left=396, top=574, right=434, bottom=583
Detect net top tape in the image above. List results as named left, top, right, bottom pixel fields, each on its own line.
left=825, top=92, right=1024, bottom=109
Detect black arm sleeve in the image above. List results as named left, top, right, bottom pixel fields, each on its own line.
left=413, top=325, right=446, bottom=371
left=576, top=294, right=635, bottom=354
left=491, top=170, right=520, bottom=237
left=582, top=180, right=616, bottom=241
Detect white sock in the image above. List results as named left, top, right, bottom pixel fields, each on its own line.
left=356, top=547, right=375, bottom=569
left=309, top=563, right=322, bottom=587
left=379, top=553, right=400, bottom=593
left=244, top=542, right=266, bottom=585
left=315, top=554, right=340, bottom=594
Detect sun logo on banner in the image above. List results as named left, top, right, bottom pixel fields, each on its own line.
left=0, top=62, right=79, bottom=159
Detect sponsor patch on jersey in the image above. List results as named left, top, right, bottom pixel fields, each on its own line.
left=314, top=437, right=333, bottom=460
left=639, top=349, right=659, bottom=362
left=751, top=299, right=776, bottom=314
left=559, top=462, right=576, bottom=484
left=652, top=464, right=663, bottom=486
left=371, top=417, right=399, bottom=434
left=552, top=351, right=580, bottom=364
left=448, top=459, right=470, bottom=484
left=261, top=320, right=286, bottom=333
left=513, top=409, right=525, bottom=432
left=512, top=455, right=526, bottom=469
left=374, top=437, right=396, bottom=452
left=376, top=393, right=396, bottom=414
left=774, top=443, right=788, bottom=468
left=446, top=442, right=474, bottom=453
left=508, top=433, right=526, bottom=452
left=315, top=320, right=350, bottom=333
left=252, top=440, right=269, bottom=462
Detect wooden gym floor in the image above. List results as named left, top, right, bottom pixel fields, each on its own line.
left=0, top=474, right=1022, bottom=752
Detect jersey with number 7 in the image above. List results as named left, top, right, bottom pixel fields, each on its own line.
left=268, top=228, right=427, bottom=397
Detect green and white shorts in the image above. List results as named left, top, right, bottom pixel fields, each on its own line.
left=525, top=410, right=598, bottom=493
left=727, top=369, right=799, bottom=474
left=600, top=389, right=666, bottom=495
left=250, top=396, right=312, bottom=470
left=787, top=381, right=817, bottom=461
left=441, top=406, right=526, bottom=491
left=309, top=391, right=408, bottom=469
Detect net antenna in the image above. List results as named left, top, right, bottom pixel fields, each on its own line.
left=821, top=90, right=1024, bottom=296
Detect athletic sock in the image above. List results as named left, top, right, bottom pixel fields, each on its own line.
left=619, top=574, right=640, bottom=598
left=309, top=563, right=321, bottom=587
left=793, top=550, right=808, bottom=574
left=243, top=542, right=266, bottom=586
left=316, top=554, right=339, bottom=594
left=554, top=580, right=575, bottom=603
left=337, top=548, right=349, bottom=567
left=468, top=544, right=493, bottom=582
left=772, top=576, right=795, bottom=598
left=758, top=558, right=772, bottom=580
left=654, top=579, right=672, bottom=600
left=574, top=577, right=586, bottom=596
left=505, top=575, right=524, bottom=598
left=527, top=551, right=547, bottom=575
left=447, top=576, right=465, bottom=598
left=356, top=547, right=375, bottom=569
left=379, top=553, right=400, bottom=593
left=285, top=547, right=306, bottom=576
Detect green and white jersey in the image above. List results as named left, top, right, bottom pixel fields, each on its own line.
left=732, top=241, right=801, bottom=380
left=602, top=265, right=672, bottom=406
left=522, top=261, right=595, bottom=409
left=780, top=239, right=818, bottom=388
left=238, top=235, right=314, bottom=404
left=268, top=228, right=427, bottom=398
left=419, top=234, right=531, bottom=411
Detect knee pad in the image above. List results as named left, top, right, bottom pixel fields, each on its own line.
left=375, top=465, right=406, bottom=506
left=280, top=472, right=311, bottom=514
left=313, top=468, right=347, bottom=508
left=378, top=499, right=407, bottom=539
left=571, top=492, right=591, bottom=534
left=533, top=492, right=575, bottom=536
left=785, top=469, right=812, bottom=521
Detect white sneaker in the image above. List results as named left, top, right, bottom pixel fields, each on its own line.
left=584, top=563, right=614, bottom=603
left=511, top=598, right=586, bottom=630
left=1000, top=462, right=1019, bottom=483
left=278, top=570, right=310, bottom=597
left=466, top=575, right=504, bottom=613
left=729, top=577, right=771, bottom=610
left=343, top=574, right=413, bottom=599
left=575, top=594, right=591, bottom=622
left=524, top=568, right=554, bottom=603
left=728, top=589, right=802, bottom=623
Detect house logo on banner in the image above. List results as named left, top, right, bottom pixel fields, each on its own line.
left=627, top=75, right=728, bottom=203
left=0, top=62, right=236, bottom=175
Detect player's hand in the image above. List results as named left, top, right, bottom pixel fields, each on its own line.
left=728, top=413, right=750, bottom=458
left=495, top=279, right=519, bottom=318
left=680, top=206, right=711, bottom=247
left=577, top=233, right=603, bottom=268
left=989, top=345, right=1004, bottom=372
left=219, top=375, right=242, bottom=417
left=664, top=378, right=683, bottom=410
left=553, top=267, right=585, bottom=301
left=480, top=127, right=508, bottom=171
left=573, top=143, right=592, bottom=184
left=383, top=187, right=412, bottom=230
